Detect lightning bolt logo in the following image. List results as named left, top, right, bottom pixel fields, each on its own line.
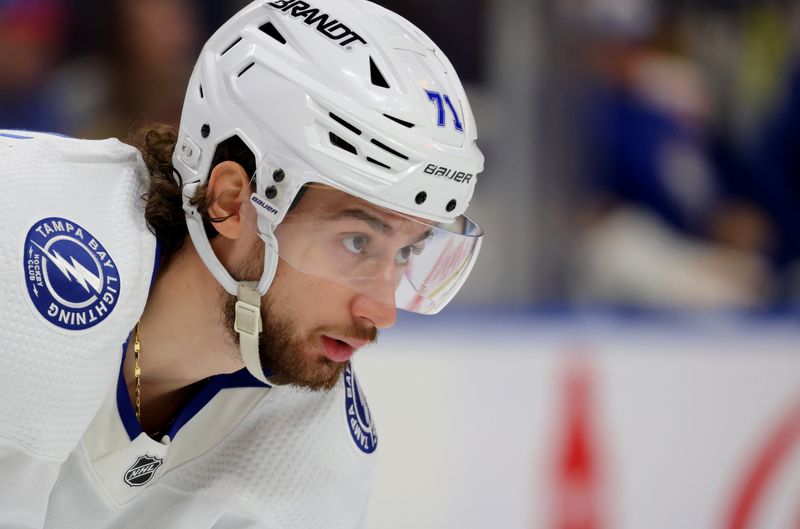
left=23, top=217, right=120, bottom=332
left=33, top=241, right=102, bottom=295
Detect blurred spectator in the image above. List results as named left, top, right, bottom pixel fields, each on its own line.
left=748, top=58, right=800, bottom=303
left=0, top=0, right=71, bottom=132
left=564, top=2, right=774, bottom=308
left=52, top=0, right=202, bottom=139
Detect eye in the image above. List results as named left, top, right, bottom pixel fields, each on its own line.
left=395, top=246, right=412, bottom=265
left=395, top=242, right=424, bottom=265
left=342, top=234, right=369, bottom=255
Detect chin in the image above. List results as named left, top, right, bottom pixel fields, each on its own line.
left=268, top=359, right=345, bottom=392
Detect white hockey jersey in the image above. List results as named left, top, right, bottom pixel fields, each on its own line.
left=0, top=131, right=378, bottom=529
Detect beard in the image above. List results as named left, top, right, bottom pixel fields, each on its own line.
left=221, top=243, right=377, bottom=392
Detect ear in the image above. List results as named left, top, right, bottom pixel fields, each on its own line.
left=206, top=161, right=250, bottom=240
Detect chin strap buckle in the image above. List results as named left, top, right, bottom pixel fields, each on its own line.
left=234, top=300, right=260, bottom=338
left=234, top=282, right=267, bottom=383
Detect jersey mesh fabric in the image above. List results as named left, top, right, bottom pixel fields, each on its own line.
left=0, top=442, right=64, bottom=528
left=45, top=443, right=270, bottom=529
left=0, top=132, right=155, bottom=458
left=162, top=379, right=376, bottom=529
left=43, top=377, right=376, bottom=528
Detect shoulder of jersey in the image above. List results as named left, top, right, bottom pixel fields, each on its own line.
left=0, top=130, right=141, bottom=162
left=162, top=365, right=378, bottom=528
left=0, top=130, right=156, bottom=460
left=0, top=129, right=155, bottom=336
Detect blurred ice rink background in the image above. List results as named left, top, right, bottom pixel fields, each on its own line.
left=360, top=312, right=800, bottom=529
left=2, top=0, right=800, bottom=527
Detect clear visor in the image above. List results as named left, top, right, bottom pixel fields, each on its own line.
left=243, top=183, right=483, bottom=315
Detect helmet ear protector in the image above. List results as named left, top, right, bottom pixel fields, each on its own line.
left=172, top=0, right=485, bottom=382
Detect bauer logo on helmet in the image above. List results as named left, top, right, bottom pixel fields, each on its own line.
left=424, top=164, right=474, bottom=184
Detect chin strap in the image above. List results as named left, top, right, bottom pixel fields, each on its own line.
left=179, top=175, right=280, bottom=384
left=235, top=281, right=267, bottom=383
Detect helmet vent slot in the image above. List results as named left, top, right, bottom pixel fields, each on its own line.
left=370, top=139, right=408, bottom=160
left=384, top=114, right=414, bottom=128
left=260, top=21, right=287, bottom=45
left=238, top=62, right=256, bottom=77
left=221, top=36, right=242, bottom=56
left=329, top=113, right=362, bottom=136
left=199, top=84, right=204, bottom=99
left=329, top=132, right=357, bottom=156
left=367, top=157, right=391, bottom=170
left=370, top=57, right=390, bottom=89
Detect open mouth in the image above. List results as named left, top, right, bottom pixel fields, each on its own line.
left=321, top=335, right=355, bottom=363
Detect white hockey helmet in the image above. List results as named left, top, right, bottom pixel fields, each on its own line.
left=172, top=0, right=484, bottom=381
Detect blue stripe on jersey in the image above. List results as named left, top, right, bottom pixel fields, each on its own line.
left=0, top=132, right=34, bottom=139
left=0, top=130, right=69, bottom=139
left=166, top=368, right=269, bottom=438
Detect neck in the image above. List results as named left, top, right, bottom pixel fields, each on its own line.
left=124, top=238, right=244, bottom=435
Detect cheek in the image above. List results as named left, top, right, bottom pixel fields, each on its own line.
left=270, top=260, right=355, bottom=327
left=269, top=262, right=322, bottom=328
left=275, top=225, right=328, bottom=274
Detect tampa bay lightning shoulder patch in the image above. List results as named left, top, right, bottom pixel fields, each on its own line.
left=23, top=217, right=120, bottom=331
left=344, top=363, right=377, bottom=454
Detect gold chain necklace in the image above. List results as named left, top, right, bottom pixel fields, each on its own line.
left=134, top=322, right=142, bottom=422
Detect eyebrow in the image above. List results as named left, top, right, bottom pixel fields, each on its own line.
left=327, top=208, right=393, bottom=234
left=328, top=208, right=433, bottom=244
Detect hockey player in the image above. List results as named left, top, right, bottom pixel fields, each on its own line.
left=0, top=0, right=484, bottom=527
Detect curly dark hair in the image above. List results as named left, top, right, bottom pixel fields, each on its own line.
left=128, top=124, right=256, bottom=257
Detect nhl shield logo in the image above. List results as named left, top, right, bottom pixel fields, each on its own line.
left=123, top=454, right=163, bottom=487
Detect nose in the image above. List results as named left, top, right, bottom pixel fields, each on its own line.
left=350, top=290, right=398, bottom=329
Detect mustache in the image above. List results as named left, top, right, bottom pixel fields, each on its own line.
left=313, top=323, right=378, bottom=344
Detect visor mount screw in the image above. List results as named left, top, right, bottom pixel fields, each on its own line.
left=272, top=168, right=285, bottom=182
left=415, top=191, right=427, bottom=205
left=446, top=199, right=457, bottom=212
left=200, top=124, right=210, bottom=138
left=265, top=185, right=278, bottom=199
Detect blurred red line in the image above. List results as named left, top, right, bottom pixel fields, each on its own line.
left=725, top=396, right=800, bottom=529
